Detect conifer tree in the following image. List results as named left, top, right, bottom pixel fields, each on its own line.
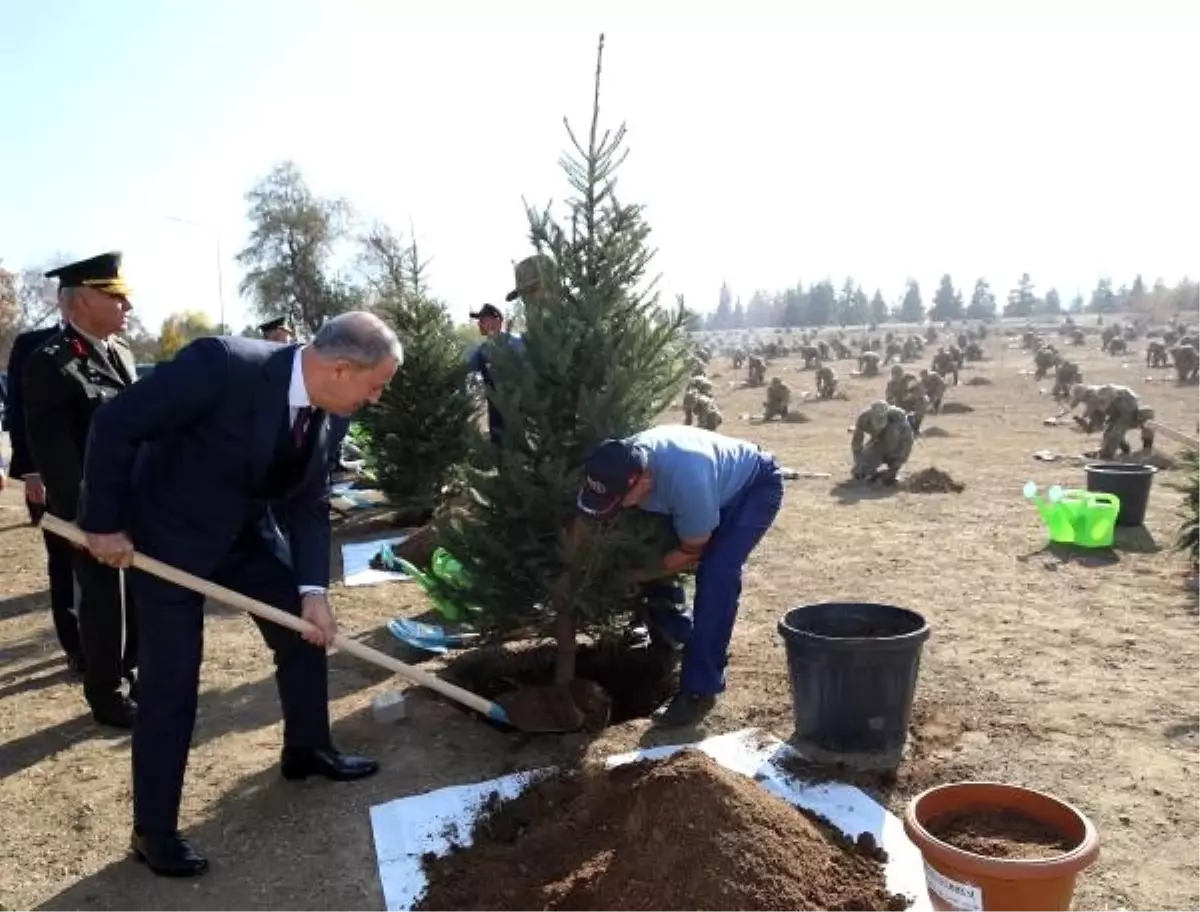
left=358, top=225, right=475, bottom=519
left=438, top=35, right=690, bottom=686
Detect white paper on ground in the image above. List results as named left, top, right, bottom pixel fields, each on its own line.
left=370, top=728, right=933, bottom=912
left=341, top=536, right=413, bottom=587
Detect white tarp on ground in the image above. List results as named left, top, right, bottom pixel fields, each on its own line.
left=369, top=727, right=932, bottom=912
left=340, top=536, right=413, bottom=587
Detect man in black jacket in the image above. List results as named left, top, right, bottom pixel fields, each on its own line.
left=24, top=252, right=139, bottom=726
left=6, top=320, right=82, bottom=671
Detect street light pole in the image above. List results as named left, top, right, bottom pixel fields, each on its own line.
left=165, top=215, right=227, bottom=331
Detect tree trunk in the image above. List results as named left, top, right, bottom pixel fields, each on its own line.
left=553, top=603, right=577, bottom=686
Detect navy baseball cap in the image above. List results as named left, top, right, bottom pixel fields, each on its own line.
left=577, top=439, right=648, bottom=516
left=470, top=303, right=503, bottom=321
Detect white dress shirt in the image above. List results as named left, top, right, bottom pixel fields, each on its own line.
left=288, top=346, right=326, bottom=600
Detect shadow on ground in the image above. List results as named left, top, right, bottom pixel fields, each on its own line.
left=829, top=479, right=898, bottom=505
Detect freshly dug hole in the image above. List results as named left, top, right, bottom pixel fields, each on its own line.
left=416, top=750, right=910, bottom=911
left=445, top=640, right=677, bottom=728
left=902, top=467, right=965, bottom=494
left=929, top=809, right=1077, bottom=860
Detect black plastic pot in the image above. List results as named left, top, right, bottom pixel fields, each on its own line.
left=1085, top=461, right=1156, bottom=527
left=778, top=602, right=930, bottom=771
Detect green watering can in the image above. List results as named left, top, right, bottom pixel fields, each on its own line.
left=1024, top=481, right=1120, bottom=548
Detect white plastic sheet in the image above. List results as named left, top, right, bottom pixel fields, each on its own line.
left=370, top=728, right=932, bottom=911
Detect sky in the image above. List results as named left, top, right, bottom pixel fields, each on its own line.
left=1, top=0, right=1197, bottom=333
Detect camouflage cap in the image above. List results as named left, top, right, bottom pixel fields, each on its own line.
left=1068, top=383, right=1088, bottom=406
left=867, top=400, right=890, bottom=428
left=505, top=254, right=557, bottom=302
left=890, top=364, right=903, bottom=376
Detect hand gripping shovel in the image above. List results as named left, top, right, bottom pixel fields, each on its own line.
left=39, top=516, right=570, bottom=733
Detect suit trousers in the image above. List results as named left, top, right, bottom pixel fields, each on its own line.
left=129, top=531, right=330, bottom=833
left=71, top=549, right=137, bottom=704
left=25, top=498, right=81, bottom=660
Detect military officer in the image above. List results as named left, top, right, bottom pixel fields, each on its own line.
left=259, top=316, right=295, bottom=343
left=23, top=252, right=139, bottom=726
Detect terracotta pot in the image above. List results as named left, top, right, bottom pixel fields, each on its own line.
left=904, top=781, right=1100, bottom=911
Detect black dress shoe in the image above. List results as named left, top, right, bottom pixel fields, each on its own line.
left=131, top=829, right=209, bottom=877
left=280, top=746, right=380, bottom=782
left=90, top=694, right=136, bottom=729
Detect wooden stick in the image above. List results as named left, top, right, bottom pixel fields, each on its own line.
left=1144, top=420, right=1199, bottom=449
left=39, top=515, right=509, bottom=724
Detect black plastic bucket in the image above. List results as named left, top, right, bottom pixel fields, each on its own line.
left=1085, top=461, right=1156, bottom=527
left=778, top=603, right=930, bottom=770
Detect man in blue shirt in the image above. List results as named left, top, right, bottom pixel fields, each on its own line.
left=577, top=425, right=785, bottom=726
left=467, top=303, right=523, bottom=445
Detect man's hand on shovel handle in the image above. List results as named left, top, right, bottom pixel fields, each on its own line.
left=300, top=592, right=338, bottom=648
left=85, top=530, right=135, bottom=568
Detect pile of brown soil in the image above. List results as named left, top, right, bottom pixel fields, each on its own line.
left=902, top=468, right=966, bottom=494
left=965, top=376, right=993, bottom=386
left=929, top=809, right=1077, bottom=860
left=417, top=751, right=910, bottom=911
left=921, top=426, right=952, bottom=438
left=940, top=401, right=976, bottom=414
left=783, top=411, right=812, bottom=423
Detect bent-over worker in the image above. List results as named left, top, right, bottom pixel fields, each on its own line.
left=576, top=425, right=785, bottom=727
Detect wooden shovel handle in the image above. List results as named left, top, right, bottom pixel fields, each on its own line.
left=1143, top=420, right=1199, bottom=449
left=38, top=515, right=506, bottom=722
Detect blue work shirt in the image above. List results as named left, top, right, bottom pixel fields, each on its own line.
left=629, top=425, right=762, bottom=539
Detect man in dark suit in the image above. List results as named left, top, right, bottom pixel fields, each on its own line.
left=24, top=253, right=140, bottom=724
left=78, top=310, right=401, bottom=877
left=5, top=318, right=82, bottom=671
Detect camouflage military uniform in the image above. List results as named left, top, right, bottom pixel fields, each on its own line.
left=964, top=341, right=983, bottom=362
left=851, top=401, right=915, bottom=484
left=1069, top=383, right=1110, bottom=434
left=763, top=377, right=791, bottom=420
left=1070, top=328, right=1086, bottom=346
left=799, top=345, right=820, bottom=369
left=694, top=395, right=723, bottom=430
left=883, top=341, right=903, bottom=365
left=1097, top=386, right=1153, bottom=458
left=858, top=350, right=882, bottom=377
left=1033, top=345, right=1058, bottom=381
left=1051, top=360, right=1082, bottom=399
left=732, top=348, right=746, bottom=370
left=681, top=375, right=713, bottom=425
left=747, top=355, right=766, bottom=386
left=931, top=348, right=958, bottom=385
left=815, top=365, right=838, bottom=399
left=1106, top=336, right=1128, bottom=356
left=1172, top=344, right=1199, bottom=382
left=1146, top=340, right=1169, bottom=369
left=902, top=336, right=923, bottom=361
left=920, top=369, right=947, bottom=413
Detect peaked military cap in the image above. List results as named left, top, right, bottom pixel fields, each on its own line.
left=258, top=317, right=294, bottom=334
left=44, top=251, right=131, bottom=296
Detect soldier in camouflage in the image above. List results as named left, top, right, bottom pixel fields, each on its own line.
left=858, top=350, right=882, bottom=377
left=885, top=365, right=930, bottom=433
left=694, top=395, right=723, bottom=430
left=1172, top=344, right=1199, bottom=383
left=763, top=377, right=791, bottom=420
left=815, top=364, right=839, bottom=399
left=851, top=401, right=915, bottom=484
left=883, top=340, right=903, bottom=365
left=681, top=375, right=713, bottom=425
left=931, top=347, right=959, bottom=385
left=746, top=354, right=766, bottom=387
left=919, top=368, right=947, bottom=414
left=1033, top=344, right=1059, bottom=381
left=1146, top=339, right=1170, bottom=369
left=1095, top=386, right=1155, bottom=458
left=1051, top=359, right=1082, bottom=400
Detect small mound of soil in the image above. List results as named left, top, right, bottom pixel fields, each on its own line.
left=783, top=411, right=811, bottom=423
left=929, top=810, right=1077, bottom=860
left=921, top=426, right=951, bottom=438
left=445, top=641, right=677, bottom=726
left=391, top=523, right=439, bottom=570
left=939, top=401, right=975, bottom=414
left=902, top=468, right=965, bottom=494
left=965, top=377, right=992, bottom=386
left=417, top=750, right=910, bottom=911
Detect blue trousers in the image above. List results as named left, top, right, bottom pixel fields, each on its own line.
left=653, top=453, right=785, bottom=695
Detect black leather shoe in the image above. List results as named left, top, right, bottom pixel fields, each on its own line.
left=131, top=829, right=209, bottom=877
left=90, top=694, right=136, bottom=729
left=280, top=746, right=380, bottom=782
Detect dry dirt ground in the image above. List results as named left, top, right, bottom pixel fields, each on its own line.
left=1, top=328, right=1197, bottom=911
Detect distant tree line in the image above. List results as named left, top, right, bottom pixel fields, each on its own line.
left=702, top=274, right=1199, bottom=331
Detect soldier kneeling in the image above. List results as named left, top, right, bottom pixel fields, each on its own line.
left=851, top=401, right=915, bottom=485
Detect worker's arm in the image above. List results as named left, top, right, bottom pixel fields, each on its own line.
left=23, top=351, right=83, bottom=520
left=851, top=416, right=867, bottom=459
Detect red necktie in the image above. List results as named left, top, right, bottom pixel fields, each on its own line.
left=291, top=407, right=313, bottom=448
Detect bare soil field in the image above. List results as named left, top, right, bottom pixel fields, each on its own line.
left=1, top=329, right=1197, bottom=910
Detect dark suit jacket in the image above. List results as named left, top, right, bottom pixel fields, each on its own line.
left=5, top=324, right=61, bottom=480
left=23, top=324, right=136, bottom=520
left=78, top=337, right=348, bottom=588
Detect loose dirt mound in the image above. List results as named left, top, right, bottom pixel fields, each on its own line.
left=417, top=750, right=909, bottom=911
left=940, top=401, right=975, bottom=414
left=921, top=426, right=952, bottom=438
left=902, top=468, right=965, bottom=494
left=929, top=809, right=1076, bottom=860
left=965, top=376, right=992, bottom=386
